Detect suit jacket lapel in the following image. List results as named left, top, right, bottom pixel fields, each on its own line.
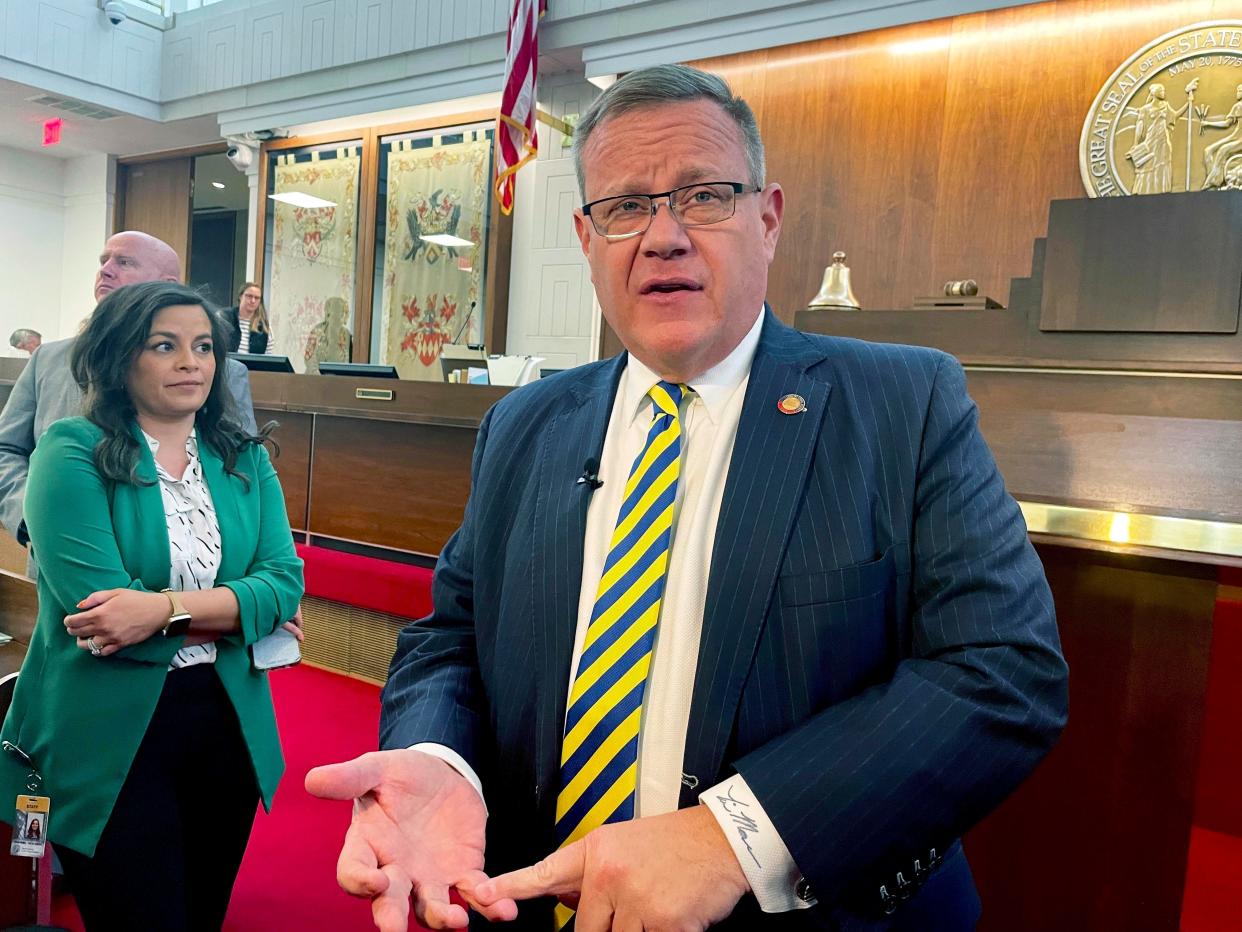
left=680, top=312, right=831, bottom=804
left=531, top=355, right=626, bottom=799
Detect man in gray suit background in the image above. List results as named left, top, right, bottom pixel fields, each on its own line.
left=0, top=230, right=258, bottom=550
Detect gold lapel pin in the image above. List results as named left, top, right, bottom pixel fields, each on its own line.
left=777, top=393, right=806, bottom=415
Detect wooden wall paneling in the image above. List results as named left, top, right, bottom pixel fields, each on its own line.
left=117, top=157, right=193, bottom=274
left=966, top=544, right=1217, bottom=932
left=963, top=368, right=1242, bottom=423
left=258, top=407, right=313, bottom=531
left=1039, top=192, right=1242, bottom=333
left=308, top=416, right=477, bottom=555
left=978, top=407, right=1242, bottom=522
left=692, top=0, right=1220, bottom=320
left=795, top=20, right=948, bottom=313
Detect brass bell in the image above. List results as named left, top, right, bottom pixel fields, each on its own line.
left=809, top=251, right=860, bottom=310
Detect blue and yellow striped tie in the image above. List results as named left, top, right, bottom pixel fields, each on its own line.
left=552, top=380, right=690, bottom=929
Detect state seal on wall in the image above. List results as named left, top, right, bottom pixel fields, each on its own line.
left=1080, top=21, right=1242, bottom=196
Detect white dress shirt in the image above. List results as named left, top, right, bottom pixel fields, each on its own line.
left=421, top=309, right=813, bottom=911
left=142, top=429, right=222, bottom=671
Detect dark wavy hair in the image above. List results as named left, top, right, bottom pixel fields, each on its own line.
left=71, top=281, right=267, bottom=487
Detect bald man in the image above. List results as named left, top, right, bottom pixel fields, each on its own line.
left=0, top=231, right=258, bottom=552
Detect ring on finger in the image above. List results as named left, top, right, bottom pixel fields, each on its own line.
left=87, top=636, right=103, bottom=657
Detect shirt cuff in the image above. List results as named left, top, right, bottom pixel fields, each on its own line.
left=409, top=742, right=487, bottom=815
left=700, top=773, right=817, bottom=912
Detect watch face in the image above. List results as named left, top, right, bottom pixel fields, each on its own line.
left=164, top=614, right=192, bottom=637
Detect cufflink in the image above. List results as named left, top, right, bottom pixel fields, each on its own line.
left=795, top=876, right=813, bottom=902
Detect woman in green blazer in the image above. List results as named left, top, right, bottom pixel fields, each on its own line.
left=0, top=281, right=304, bottom=930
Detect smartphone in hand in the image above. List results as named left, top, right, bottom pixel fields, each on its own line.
left=251, top=625, right=302, bottom=670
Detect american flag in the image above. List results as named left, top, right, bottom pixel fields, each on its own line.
left=495, top=0, right=547, bottom=215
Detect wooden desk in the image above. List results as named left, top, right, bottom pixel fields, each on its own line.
left=0, top=572, right=35, bottom=678
left=795, top=194, right=1242, bottom=931
left=246, top=371, right=511, bottom=557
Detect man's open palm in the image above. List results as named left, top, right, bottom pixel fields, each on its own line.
left=306, top=749, right=517, bottom=931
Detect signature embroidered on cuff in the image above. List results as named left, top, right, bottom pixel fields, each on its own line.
left=715, top=784, right=763, bottom=868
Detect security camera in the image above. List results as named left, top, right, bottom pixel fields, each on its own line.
left=102, top=1, right=127, bottom=25
left=226, top=144, right=255, bottom=171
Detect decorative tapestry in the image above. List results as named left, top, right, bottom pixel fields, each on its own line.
left=268, top=148, right=360, bottom=373
left=378, top=132, right=490, bottom=380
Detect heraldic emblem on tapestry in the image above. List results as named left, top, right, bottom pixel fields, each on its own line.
left=293, top=205, right=338, bottom=261
left=403, top=190, right=465, bottom=263
left=1080, top=21, right=1242, bottom=196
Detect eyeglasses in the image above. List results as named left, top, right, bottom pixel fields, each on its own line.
left=582, top=181, right=759, bottom=240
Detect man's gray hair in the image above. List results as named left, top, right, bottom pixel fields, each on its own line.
left=572, top=64, right=765, bottom=198
left=9, top=328, right=40, bottom=348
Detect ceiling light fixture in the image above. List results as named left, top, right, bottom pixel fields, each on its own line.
left=420, top=233, right=475, bottom=248
left=268, top=191, right=336, bottom=208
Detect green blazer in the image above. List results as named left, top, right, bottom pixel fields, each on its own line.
left=0, top=417, right=304, bottom=857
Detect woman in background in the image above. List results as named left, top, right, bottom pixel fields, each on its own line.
left=224, top=281, right=275, bottom=355
left=0, top=281, right=303, bottom=930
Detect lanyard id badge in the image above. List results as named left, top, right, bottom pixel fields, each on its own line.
left=11, top=793, right=50, bottom=858
left=3, top=740, right=50, bottom=858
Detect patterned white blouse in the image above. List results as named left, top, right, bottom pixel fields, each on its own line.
left=141, top=429, right=222, bottom=670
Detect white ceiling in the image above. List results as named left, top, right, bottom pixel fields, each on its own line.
left=193, top=152, right=249, bottom=211
left=0, top=76, right=221, bottom=160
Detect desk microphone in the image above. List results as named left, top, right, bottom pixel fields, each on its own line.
left=577, top=457, right=604, bottom=490
left=450, top=301, right=477, bottom=345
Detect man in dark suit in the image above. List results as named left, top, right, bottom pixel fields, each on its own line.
left=308, top=64, right=1068, bottom=931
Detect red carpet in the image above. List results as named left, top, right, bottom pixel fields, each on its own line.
left=49, top=663, right=1240, bottom=930
left=225, top=664, right=388, bottom=931
left=54, top=664, right=433, bottom=931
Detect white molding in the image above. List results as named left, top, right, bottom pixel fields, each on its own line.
left=2, top=0, right=1042, bottom=139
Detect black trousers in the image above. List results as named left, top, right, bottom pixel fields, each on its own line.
left=58, top=664, right=260, bottom=932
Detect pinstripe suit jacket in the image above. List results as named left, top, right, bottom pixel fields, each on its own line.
left=381, top=311, right=1068, bottom=931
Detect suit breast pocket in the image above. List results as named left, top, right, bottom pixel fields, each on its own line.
left=769, top=550, right=898, bottom=708
left=778, top=549, right=895, bottom=608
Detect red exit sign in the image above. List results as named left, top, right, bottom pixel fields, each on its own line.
left=42, top=118, right=62, bottom=147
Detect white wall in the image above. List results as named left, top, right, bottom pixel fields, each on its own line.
left=505, top=75, right=601, bottom=370
left=59, top=154, right=114, bottom=338
left=0, top=146, right=65, bottom=355
left=0, top=147, right=112, bottom=353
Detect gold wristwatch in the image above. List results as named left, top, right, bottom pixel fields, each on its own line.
left=160, top=588, right=192, bottom=637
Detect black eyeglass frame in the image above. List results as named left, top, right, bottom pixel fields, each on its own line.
left=581, top=181, right=760, bottom=240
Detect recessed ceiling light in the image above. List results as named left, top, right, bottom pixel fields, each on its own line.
left=420, top=233, right=474, bottom=248
left=211, top=181, right=225, bottom=189
left=268, top=191, right=336, bottom=208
